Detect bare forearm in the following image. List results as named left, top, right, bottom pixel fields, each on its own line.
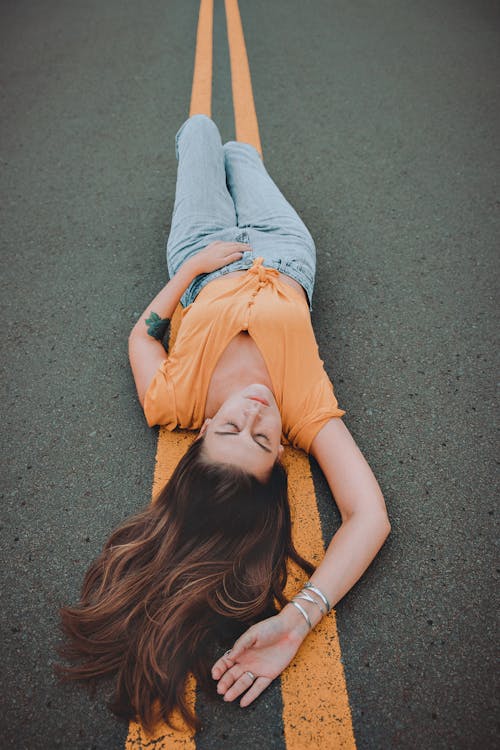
left=281, top=512, right=391, bottom=636
left=131, top=260, right=197, bottom=336
left=211, top=416, right=392, bottom=702
left=128, top=242, right=247, bottom=406
left=311, top=511, right=390, bottom=609
left=128, top=261, right=199, bottom=404
left=211, top=513, right=391, bottom=704
left=278, top=418, right=391, bottom=636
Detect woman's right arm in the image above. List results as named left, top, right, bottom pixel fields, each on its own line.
left=129, top=260, right=197, bottom=406
left=211, top=418, right=391, bottom=706
left=128, top=241, right=246, bottom=405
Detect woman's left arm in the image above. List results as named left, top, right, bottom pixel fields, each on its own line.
left=294, top=416, right=391, bottom=610
left=212, top=417, right=391, bottom=705
left=129, top=241, right=246, bottom=405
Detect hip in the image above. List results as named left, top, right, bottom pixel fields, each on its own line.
left=169, top=226, right=316, bottom=310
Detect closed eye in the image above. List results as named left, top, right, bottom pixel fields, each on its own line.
left=227, top=423, right=270, bottom=443
left=255, top=433, right=270, bottom=444
left=214, top=422, right=272, bottom=453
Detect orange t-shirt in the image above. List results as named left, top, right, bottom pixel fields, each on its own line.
left=143, top=257, right=345, bottom=452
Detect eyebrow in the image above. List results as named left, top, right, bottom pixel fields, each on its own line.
left=213, top=430, right=273, bottom=453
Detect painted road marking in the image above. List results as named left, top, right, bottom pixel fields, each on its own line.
left=224, top=0, right=262, bottom=157
left=126, top=320, right=196, bottom=749
left=281, top=450, right=355, bottom=749
left=127, top=0, right=356, bottom=746
left=190, top=0, right=213, bottom=117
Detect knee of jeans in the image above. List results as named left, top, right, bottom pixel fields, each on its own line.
left=224, top=140, right=258, bottom=157
left=175, top=114, right=217, bottom=141
left=188, top=113, right=215, bottom=128
left=224, top=140, right=254, bottom=152
left=175, top=114, right=219, bottom=155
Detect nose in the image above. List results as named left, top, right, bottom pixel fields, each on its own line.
left=242, top=402, right=261, bottom=429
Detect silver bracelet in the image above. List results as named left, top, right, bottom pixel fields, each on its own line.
left=303, top=582, right=332, bottom=612
left=294, top=591, right=327, bottom=616
left=290, top=600, right=312, bottom=630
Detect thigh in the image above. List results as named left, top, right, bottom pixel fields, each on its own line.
left=166, top=115, right=237, bottom=266
left=223, top=141, right=314, bottom=248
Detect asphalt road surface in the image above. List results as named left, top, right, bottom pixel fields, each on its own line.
left=1, top=0, right=499, bottom=748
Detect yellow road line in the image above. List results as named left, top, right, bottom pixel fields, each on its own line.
left=126, top=675, right=196, bottom=750
left=189, top=0, right=213, bottom=117
left=126, top=309, right=196, bottom=749
left=281, top=451, right=356, bottom=749
left=224, top=0, right=262, bottom=156
left=222, top=1, right=356, bottom=743
left=126, top=0, right=212, bottom=742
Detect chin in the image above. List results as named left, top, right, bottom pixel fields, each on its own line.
left=243, top=383, right=276, bottom=402
left=245, top=383, right=273, bottom=394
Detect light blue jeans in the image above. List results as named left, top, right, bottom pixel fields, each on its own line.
left=166, top=114, right=317, bottom=309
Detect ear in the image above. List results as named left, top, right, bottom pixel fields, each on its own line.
left=278, top=444, right=284, bottom=458
left=196, top=418, right=211, bottom=439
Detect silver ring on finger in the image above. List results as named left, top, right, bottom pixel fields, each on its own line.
left=245, top=671, right=256, bottom=681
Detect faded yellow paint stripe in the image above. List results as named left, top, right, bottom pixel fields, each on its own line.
left=224, top=0, right=263, bottom=157
left=126, top=312, right=199, bottom=749
left=223, top=1, right=355, bottom=744
left=125, top=0, right=210, bottom=742
left=127, top=309, right=197, bottom=744
left=281, top=450, right=356, bottom=749
left=126, top=674, right=196, bottom=750
left=189, top=0, right=213, bottom=117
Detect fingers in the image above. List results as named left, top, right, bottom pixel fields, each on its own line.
left=215, top=665, right=271, bottom=706
left=239, top=676, right=272, bottom=707
left=216, top=664, right=253, bottom=700
left=211, top=628, right=256, bottom=679
left=230, top=629, right=258, bottom=660
left=220, top=244, right=247, bottom=260
left=212, top=241, right=250, bottom=256
left=211, top=651, right=235, bottom=680
left=203, top=242, right=248, bottom=271
left=213, top=241, right=248, bottom=250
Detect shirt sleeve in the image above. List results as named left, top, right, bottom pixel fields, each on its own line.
left=286, top=376, right=346, bottom=453
left=142, top=359, right=178, bottom=429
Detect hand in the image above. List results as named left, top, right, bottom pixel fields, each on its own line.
left=211, top=609, right=307, bottom=707
left=189, top=240, right=249, bottom=275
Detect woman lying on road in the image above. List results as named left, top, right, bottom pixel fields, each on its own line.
left=56, top=114, right=391, bottom=732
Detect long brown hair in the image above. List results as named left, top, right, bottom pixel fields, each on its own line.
left=55, top=437, right=315, bottom=732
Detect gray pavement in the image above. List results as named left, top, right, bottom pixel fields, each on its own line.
left=1, top=0, right=499, bottom=748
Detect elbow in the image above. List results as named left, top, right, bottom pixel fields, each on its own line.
left=383, top=516, right=391, bottom=538
left=364, top=512, right=391, bottom=550
left=342, top=510, right=391, bottom=541
left=366, top=510, right=392, bottom=541
left=128, top=322, right=140, bottom=346
left=128, top=327, right=136, bottom=355
left=127, top=329, right=137, bottom=367
left=376, top=493, right=391, bottom=539
left=379, top=511, right=391, bottom=541
left=377, top=501, right=391, bottom=536
left=128, top=324, right=145, bottom=362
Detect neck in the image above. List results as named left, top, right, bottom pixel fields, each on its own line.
left=204, top=332, right=275, bottom=418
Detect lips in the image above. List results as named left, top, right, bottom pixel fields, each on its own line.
left=248, top=396, right=270, bottom=407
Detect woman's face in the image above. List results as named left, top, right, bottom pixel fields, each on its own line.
left=200, top=384, right=283, bottom=482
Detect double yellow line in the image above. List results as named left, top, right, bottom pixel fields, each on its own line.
left=127, top=1, right=356, bottom=747
left=190, top=0, right=262, bottom=156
